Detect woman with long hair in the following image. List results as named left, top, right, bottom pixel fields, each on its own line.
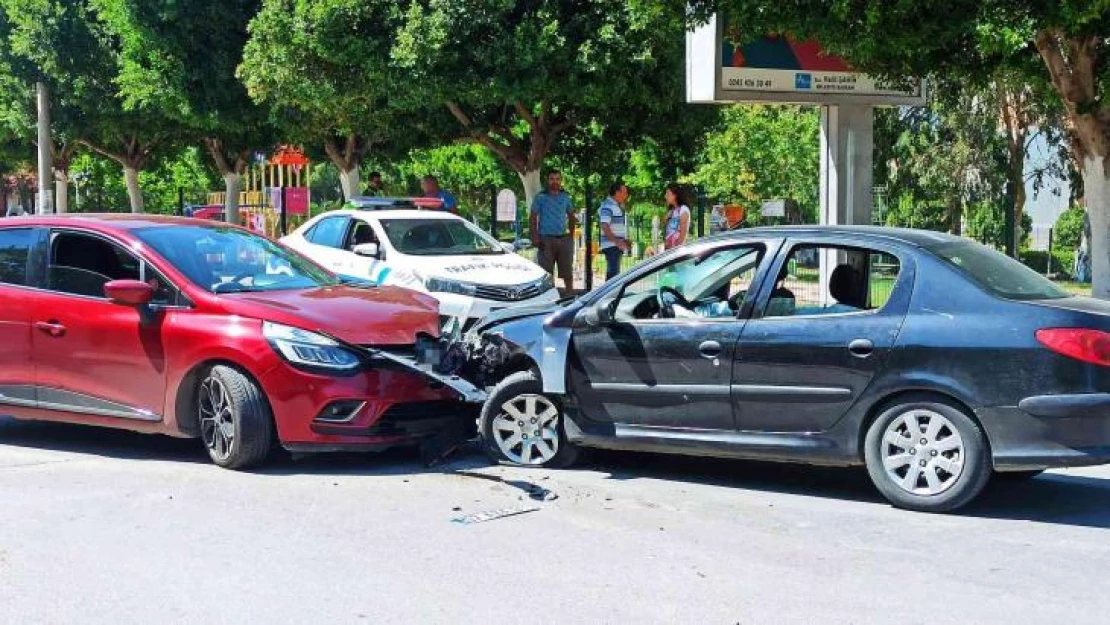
left=663, top=183, right=691, bottom=250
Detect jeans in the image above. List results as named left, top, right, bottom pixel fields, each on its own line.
left=602, top=246, right=623, bottom=281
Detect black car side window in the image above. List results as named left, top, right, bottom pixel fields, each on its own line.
left=0, top=228, right=34, bottom=286
left=611, top=245, right=765, bottom=322
left=764, top=245, right=901, bottom=318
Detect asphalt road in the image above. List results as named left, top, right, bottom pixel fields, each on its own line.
left=2, top=416, right=1110, bottom=624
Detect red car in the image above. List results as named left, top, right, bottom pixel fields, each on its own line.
left=0, top=214, right=480, bottom=468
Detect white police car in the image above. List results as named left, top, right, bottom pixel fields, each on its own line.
left=282, top=198, right=558, bottom=326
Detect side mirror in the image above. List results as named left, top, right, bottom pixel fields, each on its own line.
left=576, top=302, right=613, bottom=328
left=353, top=242, right=380, bottom=258
left=104, top=279, right=155, bottom=306
left=499, top=241, right=516, bottom=253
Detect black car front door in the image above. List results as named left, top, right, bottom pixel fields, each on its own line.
left=732, top=239, right=914, bottom=433
left=568, top=242, right=773, bottom=431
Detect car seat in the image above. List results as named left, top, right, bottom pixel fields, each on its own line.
left=350, top=224, right=375, bottom=248
left=829, top=264, right=866, bottom=309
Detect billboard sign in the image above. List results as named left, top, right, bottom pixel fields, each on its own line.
left=687, top=14, right=924, bottom=106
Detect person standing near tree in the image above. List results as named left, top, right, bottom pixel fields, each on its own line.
left=663, top=183, right=692, bottom=251
left=530, top=169, right=578, bottom=295
left=422, top=175, right=459, bottom=213
left=598, top=181, right=631, bottom=281
left=366, top=171, right=385, bottom=197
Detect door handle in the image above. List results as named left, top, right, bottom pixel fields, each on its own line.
left=35, top=320, right=67, bottom=337
left=848, top=338, right=874, bottom=358
left=698, top=340, right=722, bottom=359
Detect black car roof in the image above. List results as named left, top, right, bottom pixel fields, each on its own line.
left=711, top=225, right=963, bottom=249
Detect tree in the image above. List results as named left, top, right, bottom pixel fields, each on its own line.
left=393, top=0, right=691, bottom=206
left=240, top=0, right=422, bottom=201
left=0, top=0, right=175, bottom=212
left=689, top=1, right=1110, bottom=296
left=92, top=0, right=276, bottom=224
left=688, top=104, right=820, bottom=223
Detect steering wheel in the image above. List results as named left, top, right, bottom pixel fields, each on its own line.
left=727, top=289, right=747, bottom=311
left=656, top=286, right=692, bottom=319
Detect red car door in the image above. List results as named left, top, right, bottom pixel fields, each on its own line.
left=31, top=229, right=170, bottom=421
left=0, top=226, right=40, bottom=409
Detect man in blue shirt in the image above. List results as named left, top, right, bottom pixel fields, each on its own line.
left=530, top=169, right=578, bottom=294
left=598, top=181, right=631, bottom=281
left=422, top=175, right=458, bottom=213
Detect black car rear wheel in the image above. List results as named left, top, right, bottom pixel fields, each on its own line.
left=480, top=371, right=579, bottom=468
left=197, top=365, right=274, bottom=469
left=864, top=396, right=991, bottom=513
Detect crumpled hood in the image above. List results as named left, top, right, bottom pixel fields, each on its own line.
left=472, top=299, right=568, bottom=334
left=221, top=285, right=441, bottom=345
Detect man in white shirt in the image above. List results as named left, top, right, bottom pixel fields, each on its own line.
left=598, top=181, right=631, bottom=281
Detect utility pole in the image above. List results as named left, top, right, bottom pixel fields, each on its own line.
left=36, top=82, right=53, bottom=214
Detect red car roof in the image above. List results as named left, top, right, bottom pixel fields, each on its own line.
left=0, top=213, right=236, bottom=231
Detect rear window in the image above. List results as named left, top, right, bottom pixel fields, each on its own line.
left=926, top=240, right=1069, bottom=301
left=0, top=228, right=33, bottom=286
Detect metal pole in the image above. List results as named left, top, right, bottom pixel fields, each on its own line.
left=280, top=185, right=288, bottom=236
left=35, top=82, right=53, bottom=214
left=489, top=186, right=498, bottom=239
left=177, top=187, right=185, bottom=216
left=584, top=180, right=594, bottom=292
left=696, top=187, right=705, bottom=238
left=1046, top=227, right=1054, bottom=276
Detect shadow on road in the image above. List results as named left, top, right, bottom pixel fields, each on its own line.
left=4, top=416, right=1109, bottom=527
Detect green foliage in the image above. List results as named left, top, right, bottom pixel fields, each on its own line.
left=69, top=146, right=217, bottom=214
left=1054, top=206, right=1086, bottom=251
left=688, top=104, right=819, bottom=223
left=390, top=143, right=518, bottom=219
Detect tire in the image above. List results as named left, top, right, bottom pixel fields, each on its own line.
left=197, top=365, right=274, bottom=469
left=864, top=395, right=991, bottom=513
left=480, top=371, right=579, bottom=468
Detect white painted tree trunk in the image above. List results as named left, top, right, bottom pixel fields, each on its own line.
left=123, top=166, right=144, bottom=213
left=53, top=169, right=68, bottom=214
left=223, top=172, right=242, bottom=225
left=1084, top=156, right=1109, bottom=299
left=519, top=169, right=541, bottom=210
left=339, top=167, right=360, bottom=201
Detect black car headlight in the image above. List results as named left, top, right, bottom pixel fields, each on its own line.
left=425, top=276, right=478, bottom=296
left=263, top=322, right=361, bottom=372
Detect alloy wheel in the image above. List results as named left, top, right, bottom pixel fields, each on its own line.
left=199, top=376, right=235, bottom=462
left=881, top=409, right=965, bottom=496
left=491, top=393, right=560, bottom=465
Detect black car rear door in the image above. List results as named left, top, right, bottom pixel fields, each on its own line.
left=732, top=237, right=915, bottom=433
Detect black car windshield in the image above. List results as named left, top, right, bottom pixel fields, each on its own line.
left=380, top=218, right=503, bottom=256
left=926, top=239, right=1070, bottom=301
left=135, top=225, right=339, bottom=293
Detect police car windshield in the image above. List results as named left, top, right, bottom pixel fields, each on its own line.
left=380, top=218, right=504, bottom=256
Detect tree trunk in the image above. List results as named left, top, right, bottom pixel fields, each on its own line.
left=518, top=169, right=542, bottom=209
left=223, top=172, right=242, bottom=225
left=1084, top=156, right=1109, bottom=299
left=339, top=167, right=360, bottom=201
left=123, top=166, right=144, bottom=213
left=1013, top=169, right=1026, bottom=253
left=53, top=169, right=68, bottom=214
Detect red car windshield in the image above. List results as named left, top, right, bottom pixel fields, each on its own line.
left=135, top=225, right=340, bottom=293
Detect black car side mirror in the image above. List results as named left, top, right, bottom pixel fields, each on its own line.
left=576, top=301, right=613, bottom=328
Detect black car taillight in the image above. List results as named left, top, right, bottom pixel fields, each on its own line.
left=1035, top=328, right=1110, bottom=367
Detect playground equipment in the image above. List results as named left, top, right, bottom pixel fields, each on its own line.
left=207, top=146, right=312, bottom=238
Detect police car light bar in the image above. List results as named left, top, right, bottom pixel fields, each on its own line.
left=346, top=196, right=445, bottom=210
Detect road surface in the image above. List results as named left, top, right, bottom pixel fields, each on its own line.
left=2, top=416, right=1109, bottom=624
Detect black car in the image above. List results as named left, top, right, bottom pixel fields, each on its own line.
left=468, top=226, right=1110, bottom=512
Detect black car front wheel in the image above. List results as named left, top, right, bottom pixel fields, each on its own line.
left=480, top=371, right=579, bottom=468
left=197, top=365, right=274, bottom=469
left=864, top=395, right=992, bottom=513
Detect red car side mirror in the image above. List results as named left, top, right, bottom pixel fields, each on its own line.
left=104, top=279, right=155, bottom=307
